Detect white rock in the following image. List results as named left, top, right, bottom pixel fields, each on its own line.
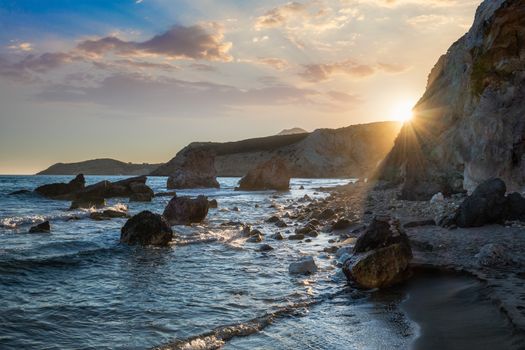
left=289, top=256, right=318, bottom=275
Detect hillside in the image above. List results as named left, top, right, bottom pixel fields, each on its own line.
left=152, top=121, right=401, bottom=178
left=37, top=158, right=162, bottom=176
left=378, top=0, right=525, bottom=200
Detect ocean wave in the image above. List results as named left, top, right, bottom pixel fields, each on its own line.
left=0, top=203, right=128, bottom=229
left=0, top=245, right=122, bottom=272
left=152, top=300, right=316, bottom=350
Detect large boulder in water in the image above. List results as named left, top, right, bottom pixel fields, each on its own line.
left=120, top=211, right=173, bottom=246
left=162, top=195, right=209, bottom=225
left=236, top=158, right=291, bottom=191
left=454, top=178, right=508, bottom=227
left=74, top=175, right=153, bottom=201
left=35, top=174, right=85, bottom=199
left=343, top=216, right=412, bottom=289
left=153, top=147, right=219, bottom=189
left=29, top=221, right=51, bottom=233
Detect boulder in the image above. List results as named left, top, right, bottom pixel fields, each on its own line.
left=29, top=221, right=51, bottom=233
left=506, top=192, right=525, bottom=221
left=476, top=243, right=515, bottom=267
left=343, top=215, right=413, bottom=289
left=332, top=218, right=352, bottom=230
left=35, top=174, right=85, bottom=199
left=120, top=211, right=173, bottom=246
left=76, top=176, right=152, bottom=201
left=343, top=243, right=412, bottom=289
left=90, top=209, right=129, bottom=221
left=258, top=244, right=274, bottom=252
left=70, top=197, right=106, bottom=210
left=454, top=178, right=508, bottom=227
left=161, top=148, right=219, bottom=189
left=236, top=158, right=291, bottom=191
left=353, top=216, right=410, bottom=254
left=289, top=256, right=318, bottom=275
left=208, top=199, right=218, bottom=208
left=271, top=232, right=285, bottom=240
left=247, top=234, right=263, bottom=243
left=162, top=195, right=209, bottom=225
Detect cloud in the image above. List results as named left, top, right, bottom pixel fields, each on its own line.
left=7, top=42, right=33, bottom=52
left=33, top=72, right=361, bottom=116
left=77, top=23, right=233, bottom=62
left=255, top=2, right=309, bottom=30
left=300, top=59, right=408, bottom=82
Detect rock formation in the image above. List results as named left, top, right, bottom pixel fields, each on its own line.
left=378, top=0, right=525, bottom=199
left=35, top=174, right=85, bottom=199
left=29, top=221, right=51, bottom=233
left=120, top=211, right=173, bottom=246
left=162, top=195, right=210, bottom=225
left=236, top=158, right=291, bottom=191
left=151, top=121, right=401, bottom=179
left=343, top=216, right=412, bottom=289
left=152, top=147, right=219, bottom=189
left=74, top=176, right=153, bottom=202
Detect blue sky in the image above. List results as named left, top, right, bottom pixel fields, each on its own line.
left=0, top=0, right=481, bottom=173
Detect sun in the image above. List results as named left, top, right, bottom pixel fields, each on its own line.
left=390, top=101, right=415, bottom=122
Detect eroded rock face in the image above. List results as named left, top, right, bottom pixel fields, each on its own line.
left=455, top=178, right=507, bottom=227
left=379, top=0, right=525, bottom=199
left=162, top=195, right=209, bottom=225
left=120, top=211, right=173, bottom=246
left=35, top=174, right=85, bottom=199
left=236, top=158, right=291, bottom=191
left=154, top=147, right=219, bottom=189
left=343, top=216, right=413, bottom=289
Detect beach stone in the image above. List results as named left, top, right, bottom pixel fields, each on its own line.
left=318, top=208, right=335, bottom=220
left=129, top=183, right=154, bottom=202
left=162, top=195, right=209, bottom=225
left=455, top=178, right=508, bottom=227
left=35, top=174, right=85, bottom=199
left=258, top=244, right=274, bottom=252
left=29, top=221, right=51, bottom=233
left=476, top=244, right=515, bottom=267
left=505, top=192, right=525, bottom=221
left=70, top=197, right=106, bottom=210
left=289, top=256, right=318, bottom=275
left=247, top=234, right=263, bottom=243
left=236, top=157, right=291, bottom=191
left=354, top=216, right=410, bottom=254
left=120, top=211, right=173, bottom=246
left=275, top=219, right=287, bottom=228
left=305, top=230, right=319, bottom=237
left=155, top=191, right=177, bottom=197
left=266, top=216, right=280, bottom=223
left=332, top=218, right=352, bottom=230
left=271, top=232, right=285, bottom=240
left=90, top=209, right=129, bottom=221
left=208, top=199, right=218, bottom=208
left=343, top=243, right=412, bottom=289
left=288, top=234, right=305, bottom=240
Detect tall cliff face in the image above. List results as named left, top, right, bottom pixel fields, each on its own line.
left=153, top=121, right=401, bottom=179
left=379, top=0, right=525, bottom=199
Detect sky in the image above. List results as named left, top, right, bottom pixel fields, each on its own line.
left=0, top=0, right=481, bottom=174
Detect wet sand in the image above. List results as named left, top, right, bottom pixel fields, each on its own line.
left=401, top=271, right=525, bottom=350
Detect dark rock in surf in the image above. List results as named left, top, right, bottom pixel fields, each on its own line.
left=29, top=221, right=51, bottom=233
left=208, top=199, right=218, bottom=208
left=9, top=189, right=31, bottom=195
left=70, top=197, right=106, bottom=210
left=35, top=174, right=85, bottom=199
left=120, top=211, right=173, bottom=246
left=162, top=195, right=209, bottom=226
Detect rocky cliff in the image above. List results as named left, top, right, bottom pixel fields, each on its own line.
left=153, top=121, right=401, bottom=178
left=38, top=159, right=161, bottom=176
left=378, top=0, right=525, bottom=199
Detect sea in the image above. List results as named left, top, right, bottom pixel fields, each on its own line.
left=0, top=175, right=420, bottom=349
